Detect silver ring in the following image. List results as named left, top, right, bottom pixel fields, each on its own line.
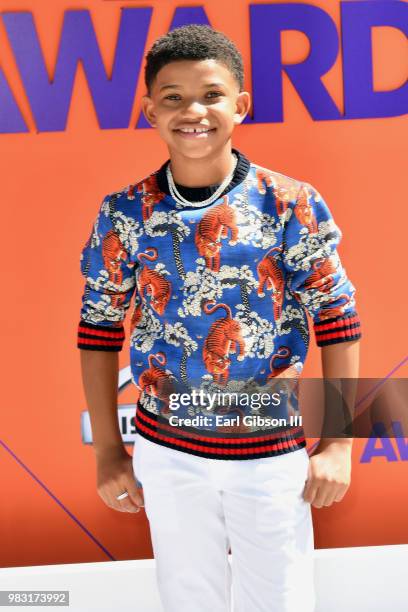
left=116, top=491, right=129, bottom=501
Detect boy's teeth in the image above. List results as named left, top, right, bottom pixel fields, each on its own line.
left=180, top=128, right=210, bottom=133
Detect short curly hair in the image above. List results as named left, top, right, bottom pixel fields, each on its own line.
left=144, top=24, right=244, bottom=95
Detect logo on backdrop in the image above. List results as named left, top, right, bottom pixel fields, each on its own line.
left=1, top=1, right=407, bottom=133
left=81, top=365, right=137, bottom=444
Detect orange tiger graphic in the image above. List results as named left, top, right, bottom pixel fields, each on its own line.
left=130, top=300, right=143, bottom=336
left=294, top=184, right=318, bottom=234
left=255, top=168, right=299, bottom=215
left=318, top=294, right=351, bottom=320
left=195, top=195, right=239, bottom=272
left=102, top=229, right=134, bottom=309
left=133, top=174, right=166, bottom=221
left=257, top=246, right=285, bottom=320
left=202, top=300, right=245, bottom=386
left=138, top=352, right=176, bottom=415
left=304, top=257, right=337, bottom=293
left=255, top=168, right=274, bottom=195
left=137, top=247, right=171, bottom=316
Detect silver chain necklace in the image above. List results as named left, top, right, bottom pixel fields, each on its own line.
left=166, top=153, right=238, bottom=209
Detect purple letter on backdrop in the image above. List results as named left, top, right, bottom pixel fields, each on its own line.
left=136, top=6, right=210, bottom=129
left=392, top=422, right=408, bottom=460
left=2, top=9, right=151, bottom=132
left=342, top=0, right=408, bottom=119
left=0, top=70, right=28, bottom=133
left=249, top=3, right=341, bottom=123
left=360, top=423, right=400, bottom=463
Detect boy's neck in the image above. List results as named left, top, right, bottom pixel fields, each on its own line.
left=167, top=144, right=235, bottom=187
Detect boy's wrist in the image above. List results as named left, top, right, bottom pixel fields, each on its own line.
left=93, top=442, right=127, bottom=459
left=315, top=437, right=353, bottom=452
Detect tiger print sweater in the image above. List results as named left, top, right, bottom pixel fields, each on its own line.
left=77, top=148, right=361, bottom=460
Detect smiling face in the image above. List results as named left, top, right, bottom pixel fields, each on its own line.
left=141, top=59, right=251, bottom=159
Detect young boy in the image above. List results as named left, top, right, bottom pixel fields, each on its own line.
left=78, top=25, right=361, bottom=612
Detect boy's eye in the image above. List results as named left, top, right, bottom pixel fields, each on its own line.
left=164, top=91, right=223, bottom=101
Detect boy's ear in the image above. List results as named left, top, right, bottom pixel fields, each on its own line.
left=234, top=91, right=251, bottom=124
left=141, top=95, right=157, bottom=127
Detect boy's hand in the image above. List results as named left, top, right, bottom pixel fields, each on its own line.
left=95, top=446, right=144, bottom=513
left=302, top=441, right=352, bottom=508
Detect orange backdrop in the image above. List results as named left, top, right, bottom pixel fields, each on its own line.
left=1, top=0, right=407, bottom=567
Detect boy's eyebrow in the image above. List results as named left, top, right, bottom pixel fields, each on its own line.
left=159, top=82, right=226, bottom=92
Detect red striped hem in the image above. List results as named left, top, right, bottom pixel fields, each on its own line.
left=317, top=329, right=361, bottom=342
left=78, top=323, right=125, bottom=339
left=314, top=314, right=360, bottom=332
left=134, top=407, right=306, bottom=458
left=77, top=336, right=124, bottom=347
left=135, top=419, right=305, bottom=457
left=314, top=313, right=361, bottom=346
left=316, top=327, right=360, bottom=342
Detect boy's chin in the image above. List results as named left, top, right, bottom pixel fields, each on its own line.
left=167, top=130, right=235, bottom=156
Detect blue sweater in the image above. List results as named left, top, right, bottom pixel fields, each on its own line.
left=77, top=148, right=361, bottom=460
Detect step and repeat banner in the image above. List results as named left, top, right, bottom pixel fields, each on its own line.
left=1, top=0, right=407, bottom=567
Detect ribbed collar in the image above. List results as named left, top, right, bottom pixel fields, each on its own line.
left=155, top=147, right=251, bottom=204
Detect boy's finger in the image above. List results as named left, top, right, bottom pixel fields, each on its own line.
left=117, top=498, right=141, bottom=513
left=302, top=478, right=318, bottom=504
left=126, top=479, right=145, bottom=508
left=105, top=487, right=135, bottom=512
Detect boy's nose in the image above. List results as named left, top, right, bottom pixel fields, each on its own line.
left=182, top=101, right=207, bottom=115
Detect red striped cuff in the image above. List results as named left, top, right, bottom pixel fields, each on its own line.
left=77, top=320, right=125, bottom=351
left=314, top=313, right=361, bottom=347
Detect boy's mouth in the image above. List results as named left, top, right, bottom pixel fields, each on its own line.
left=173, top=127, right=216, bottom=139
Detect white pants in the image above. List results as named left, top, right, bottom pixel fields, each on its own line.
left=133, top=433, right=315, bottom=612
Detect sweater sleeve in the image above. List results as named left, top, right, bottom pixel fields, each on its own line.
left=282, top=181, right=362, bottom=347
left=77, top=193, right=137, bottom=351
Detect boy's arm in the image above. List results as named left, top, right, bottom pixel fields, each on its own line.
left=80, top=350, right=125, bottom=456
left=318, top=338, right=360, bottom=451
left=300, top=340, right=360, bottom=508
left=303, top=340, right=360, bottom=508
left=80, top=348, right=143, bottom=515
left=282, top=182, right=362, bottom=507
left=77, top=193, right=142, bottom=513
